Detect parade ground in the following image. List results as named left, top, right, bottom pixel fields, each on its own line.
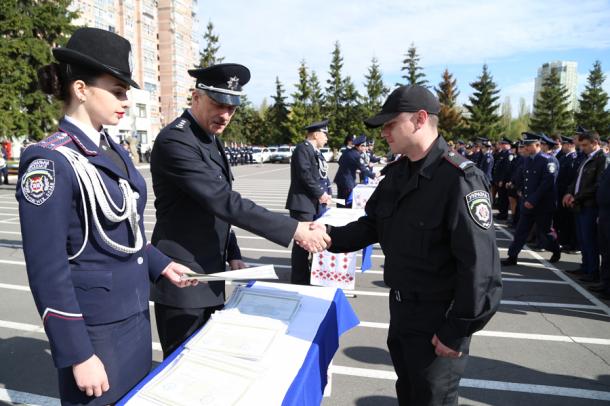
left=0, top=163, right=609, bottom=406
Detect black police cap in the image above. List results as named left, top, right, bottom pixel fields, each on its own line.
left=364, top=85, right=440, bottom=128
left=304, top=119, right=329, bottom=133
left=353, top=135, right=367, bottom=146
left=52, top=27, right=139, bottom=88
left=188, top=63, right=251, bottom=106
left=521, top=131, right=541, bottom=144
left=561, top=136, right=574, bottom=144
left=500, top=137, right=512, bottom=144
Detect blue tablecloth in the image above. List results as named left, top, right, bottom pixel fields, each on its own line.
left=117, top=284, right=359, bottom=405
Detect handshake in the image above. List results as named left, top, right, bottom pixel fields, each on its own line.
left=293, top=221, right=331, bottom=253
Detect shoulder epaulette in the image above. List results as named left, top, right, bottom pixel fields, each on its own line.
left=172, top=118, right=190, bottom=132
left=443, top=151, right=475, bottom=172
left=381, top=156, right=406, bottom=175
left=36, top=132, right=73, bottom=151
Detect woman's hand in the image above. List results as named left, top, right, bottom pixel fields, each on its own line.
left=72, top=354, right=109, bottom=397
left=161, top=262, right=199, bottom=287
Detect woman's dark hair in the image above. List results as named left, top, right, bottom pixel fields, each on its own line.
left=37, top=62, right=99, bottom=102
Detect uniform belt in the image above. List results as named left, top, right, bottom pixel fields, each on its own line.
left=391, top=288, right=454, bottom=303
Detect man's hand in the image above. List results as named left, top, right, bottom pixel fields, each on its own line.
left=229, top=259, right=247, bottom=270
left=562, top=193, right=575, bottom=208
left=318, top=193, right=332, bottom=205
left=161, top=262, right=199, bottom=287
left=431, top=334, right=462, bottom=358
left=294, top=222, right=331, bottom=253
left=73, top=355, right=109, bottom=397
left=524, top=201, right=534, bottom=209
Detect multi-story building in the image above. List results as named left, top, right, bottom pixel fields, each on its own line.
left=158, top=0, right=198, bottom=127
left=533, top=61, right=578, bottom=112
left=68, top=0, right=198, bottom=154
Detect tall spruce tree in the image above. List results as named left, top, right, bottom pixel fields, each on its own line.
left=324, top=41, right=348, bottom=148
left=399, top=43, right=428, bottom=87
left=363, top=57, right=388, bottom=115
left=530, top=67, right=573, bottom=135
left=198, top=21, right=224, bottom=68
left=434, top=68, right=464, bottom=139
left=575, top=61, right=610, bottom=134
left=341, top=76, right=366, bottom=139
left=286, top=61, right=311, bottom=144
left=267, top=77, right=290, bottom=144
left=222, top=95, right=265, bottom=145
left=308, top=70, right=324, bottom=120
left=464, top=64, right=502, bottom=139
left=0, top=0, right=77, bottom=140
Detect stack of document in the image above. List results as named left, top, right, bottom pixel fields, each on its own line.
left=180, top=264, right=278, bottom=282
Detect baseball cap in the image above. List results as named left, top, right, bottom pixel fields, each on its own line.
left=364, top=85, right=440, bottom=128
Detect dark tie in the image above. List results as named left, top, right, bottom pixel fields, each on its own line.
left=100, top=133, right=128, bottom=177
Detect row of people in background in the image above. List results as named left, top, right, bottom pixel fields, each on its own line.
left=225, top=143, right=256, bottom=165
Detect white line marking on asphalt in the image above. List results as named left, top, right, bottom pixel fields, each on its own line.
left=500, top=300, right=600, bottom=310
left=0, top=217, right=19, bottom=223
left=0, top=259, right=25, bottom=266
left=0, top=388, right=59, bottom=406
left=329, top=366, right=610, bottom=400
left=0, top=283, right=29, bottom=291
left=496, top=227, right=610, bottom=316
left=501, top=278, right=568, bottom=284
left=0, top=230, right=20, bottom=235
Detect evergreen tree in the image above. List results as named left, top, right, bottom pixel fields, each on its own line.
left=575, top=61, right=610, bottom=134
left=530, top=67, right=573, bottom=135
left=0, top=0, right=77, bottom=140
left=341, top=76, right=366, bottom=139
left=363, top=57, right=388, bottom=115
left=222, top=95, right=265, bottom=145
left=266, top=77, right=290, bottom=144
left=464, top=64, right=502, bottom=139
left=434, top=68, right=464, bottom=139
left=286, top=61, right=311, bottom=144
left=399, top=43, right=428, bottom=87
left=198, top=21, right=224, bottom=68
left=308, top=70, right=324, bottom=121
left=324, top=41, right=348, bottom=148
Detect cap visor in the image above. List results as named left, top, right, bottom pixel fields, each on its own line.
left=364, top=112, right=399, bottom=128
left=206, top=91, right=241, bottom=106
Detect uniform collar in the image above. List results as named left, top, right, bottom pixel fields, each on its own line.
left=306, top=139, right=319, bottom=151
left=63, top=115, right=102, bottom=147
left=409, top=136, right=447, bottom=180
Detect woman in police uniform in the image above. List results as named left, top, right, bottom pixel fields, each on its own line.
left=17, top=27, right=195, bottom=405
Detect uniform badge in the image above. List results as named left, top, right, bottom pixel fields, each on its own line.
left=465, top=190, right=492, bottom=229
left=21, top=159, right=55, bottom=205
left=227, top=76, right=239, bottom=90
left=547, top=162, right=557, bottom=174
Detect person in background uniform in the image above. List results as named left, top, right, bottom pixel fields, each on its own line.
left=456, top=140, right=466, bottom=156
left=470, top=141, right=482, bottom=167
left=0, top=143, right=8, bottom=184
left=324, top=85, right=502, bottom=406
left=555, top=136, right=580, bottom=252
left=334, top=134, right=376, bottom=207
left=493, top=138, right=513, bottom=220
left=150, top=63, right=330, bottom=358
left=286, top=119, right=332, bottom=285
left=476, top=138, right=494, bottom=183
left=589, top=161, right=610, bottom=299
left=562, top=130, right=607, bottom=283
left=502, top=132, right=561, bottom=265
left=19, top=28, right=194, bottom=404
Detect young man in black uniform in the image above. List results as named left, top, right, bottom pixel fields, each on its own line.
left=323, top=85, right=503, bottom=405
left=285, top=119, right=332, bottom=284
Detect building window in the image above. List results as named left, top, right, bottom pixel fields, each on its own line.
left=137, top=131, right=148, bottom=144
left=137, top=103, right=147, bottom=118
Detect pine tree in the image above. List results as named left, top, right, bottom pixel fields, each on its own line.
left=266, top=77, right=290, bottom=144
left=399, top=43, right=428, bottom=87
left=530, top=67, right=573, bottom=135
left=575, top=61, right=610, bottom=134
left=341, top=76, right=366, bottom=139
left=0, top=0, right=77, bottom=140
left=308, top=70, right=324, bottom=120
left=222, top=95, right=265, bottom=145
left=324, top=41, right=348, bottom=148
left=286, top=61, right=311, bottom=144
left=464, top=64, right=502, bottom=139
left=198, top=21, right=224, bottom=68
left=434, top=68, right=464, bottom=139
left=363, top=57, right=388, bottom=115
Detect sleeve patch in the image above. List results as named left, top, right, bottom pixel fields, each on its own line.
left=21, top=159, right=56, bottom=206
left=547, top=162, right=557, bottom=174
left=465, top=190, right=492, bottom=229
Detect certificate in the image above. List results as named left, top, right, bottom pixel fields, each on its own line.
left=224, top=287, right=301, bottom=322
left=180, top=265, right=277, bottom=282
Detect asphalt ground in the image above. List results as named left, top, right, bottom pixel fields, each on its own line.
left=0, top=162, right=609, bottom=405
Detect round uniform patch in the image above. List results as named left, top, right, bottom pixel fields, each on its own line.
left=547, top=162, right=557, bottom=174
left=465, top=190, right=492, bottom=229
left=21, top=159, right=56, bottom=206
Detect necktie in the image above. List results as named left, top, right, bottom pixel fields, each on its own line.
left=100, top=133, right=128, bottom=177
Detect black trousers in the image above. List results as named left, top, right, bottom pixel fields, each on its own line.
left=336, top=186, right=353, bottom=208
left=154, top=303, right=223, bottom=359
left=496, top=186, right=509, bottom=216
left=508, top=206, right=560, bottom=258
left=388, top=292, right=469, bottom=406
left=598, top=210, right=610, bottom=288
left=555, top=207, right=579, bottom=249
left=290, top=210, right=314, bottom=285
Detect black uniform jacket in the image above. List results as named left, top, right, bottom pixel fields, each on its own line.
left=285, top=141, right=324, bottom=214
left=328, top=137, right=502, bottom=352
left=568, top=150, right=608, bottom=208
left=150, top=111, right=297, bottom=308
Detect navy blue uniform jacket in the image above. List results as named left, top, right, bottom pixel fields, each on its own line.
left=149, top=111, right=297, bottom=308
left=285, top=141, right=324, bottom=214
left=333, top=148, right=375, bottom=191
left=16, top=118, right=170, bottom=369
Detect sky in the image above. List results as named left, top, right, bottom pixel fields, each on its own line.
left=196, top=0, right=610, bottom=116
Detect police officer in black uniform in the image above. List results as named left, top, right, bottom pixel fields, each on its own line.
left=325, top=85, right=502, bottom=406
left=476, top=137, right=494, bottom=183
left=493, top=138, right=513, bottom=220
left=285, top=119, right=332, bottom=284
left=149, top=63, right=330, bottom=358
left=19, top=27, right=195, bottom=404
left=502, top=132, right=561, bottom=265
left=555, top=136, right=580, bottom=252
left=333, top=135, right=376, bottom=207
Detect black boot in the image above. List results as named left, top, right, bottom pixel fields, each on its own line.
left=501, top=257, right=517, bottom=266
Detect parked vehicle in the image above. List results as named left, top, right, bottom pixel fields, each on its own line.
left=251, top=146, right=270, bottom=163
left=269, top=145, right=295, bottom=163
left=319, top=147, right=333, bottom=162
